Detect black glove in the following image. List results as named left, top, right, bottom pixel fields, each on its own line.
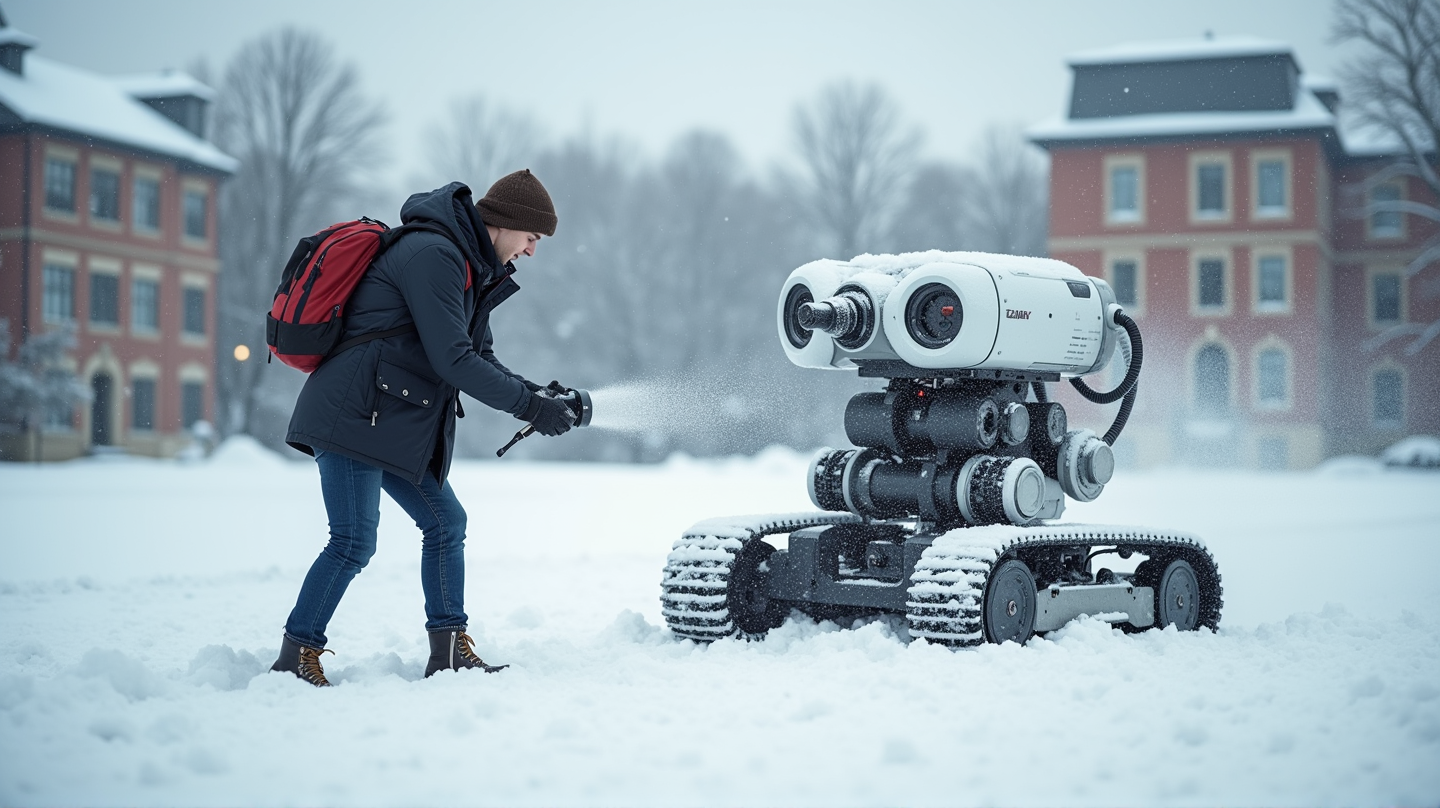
left=545, top=380, right=571, bottom=396
left=520, top=378, right=544, bottom=394
left=522, top=394, right=574, bottom=437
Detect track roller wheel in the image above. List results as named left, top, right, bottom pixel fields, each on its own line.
left=727, top=540, right=786, bottom=638
left=982, top=558, right=1037, bottom=645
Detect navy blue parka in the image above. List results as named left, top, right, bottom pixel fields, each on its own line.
left=285, top=183, right=534, bottom=483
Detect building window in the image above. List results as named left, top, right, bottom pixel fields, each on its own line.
left=1197, top=258, right=1225, bottom=310
left=134, top=177, right=161, bottom=231
left=1257, top=347, right=1288, bottom=407
left=43, top=264, right=75, bottom=323
left=1109, top=166, right=1138, bottom=222
left=132, top=279, right=160, bottom=332
left=183, top=190, right=208, bottom=239
left=1255, top=159, right=1287, bottom=216
left=181, top=382, right=205, bottom=428
left=132, top=378, right=156, bottom=431
left=1373, top=368, right=1403, bottom=426
left=44, top=158, right=77, bottom=213
left=183, top=288, right=206, bottom=336
left=90, top=274, right=120, bottom=327
left=1257, top=255, right=1287, bottom=311
left=1369, top=182, right=1403, bottom=238
left=1373, top=272, right=1402, bottom=324
left=1111, top=259, right=1138, bottom=307
left=1195, top=343, right=1230, bottom=416
left=1196, top=163, right=1227, bottom=217
left=90, top=168, right=121, bottom=221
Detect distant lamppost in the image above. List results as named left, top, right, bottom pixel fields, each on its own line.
left=234, top=344, right=251, bottom=362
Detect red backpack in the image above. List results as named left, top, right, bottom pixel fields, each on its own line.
left=265, top=217, right=449, bottom=371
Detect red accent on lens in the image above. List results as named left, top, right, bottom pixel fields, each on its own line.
left=941, top=305, right=954, bottom=316
left=917, top=390, right=925, bottom=397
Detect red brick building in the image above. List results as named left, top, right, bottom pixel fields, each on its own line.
left=0, top=16, right=235, bottom=460
left=1030, top=37, right=1438, bottom=469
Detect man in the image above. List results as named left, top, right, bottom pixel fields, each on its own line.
left=271, top=170, right=576, bottom=686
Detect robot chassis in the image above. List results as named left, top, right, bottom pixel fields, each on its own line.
left=661, top=253, right=1222, bottom=647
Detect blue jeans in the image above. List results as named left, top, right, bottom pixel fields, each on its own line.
left=283, top=450, right=468, bottom=649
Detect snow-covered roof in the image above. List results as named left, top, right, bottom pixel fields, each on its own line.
left=0, top=55, right=235, bottom=173
left=1028, top=82, right=1337, bottom=144
left=1067, top=36, right=1295, bottom=67
left=111, top=70, right=215, bottom=102
left=0, top=26, right=38, bottom=49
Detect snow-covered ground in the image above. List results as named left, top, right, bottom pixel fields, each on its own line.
left=2, top=440, right=1438, bottom=807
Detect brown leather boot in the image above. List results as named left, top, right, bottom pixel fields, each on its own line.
left=425, top=629, right=507, bottom=677
left=270, top=636, right=334, bottom=687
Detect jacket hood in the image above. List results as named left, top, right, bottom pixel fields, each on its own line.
left=399, top=182, right=500, bottom=276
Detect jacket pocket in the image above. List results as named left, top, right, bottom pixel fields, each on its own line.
left=376, top=361, right=439, bottom=409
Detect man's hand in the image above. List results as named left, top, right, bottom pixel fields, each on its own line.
left=522, top=394, right=574, bottom=437
left=520, top=379, right=544, bottom=394
left=545, top=380, right=572, bottom=396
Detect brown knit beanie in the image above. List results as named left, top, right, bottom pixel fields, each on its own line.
left=476, top=169, right=557, bottom=237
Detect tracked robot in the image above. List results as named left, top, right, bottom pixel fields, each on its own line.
left=661, top=252, right=1222, bottom=646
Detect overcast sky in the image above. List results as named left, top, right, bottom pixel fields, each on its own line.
left=9, top=1, right=1358, bottom=186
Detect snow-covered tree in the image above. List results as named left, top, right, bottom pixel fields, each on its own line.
left=1335, top=0, right=1440, bottom=354
left=0, top=319, right=88, bottom=462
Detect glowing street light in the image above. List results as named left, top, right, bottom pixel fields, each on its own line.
left=234, top=344, right=251, bottom=362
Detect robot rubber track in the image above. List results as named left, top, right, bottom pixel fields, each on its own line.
left=660, top=514, right=1222, bottom=646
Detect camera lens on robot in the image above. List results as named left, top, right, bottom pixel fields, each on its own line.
left=905, top=283, right=962, bottom=349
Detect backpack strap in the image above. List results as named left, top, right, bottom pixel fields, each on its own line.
left=326, top=323, right=418, bottom=359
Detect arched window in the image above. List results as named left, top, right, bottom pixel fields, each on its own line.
left=1194, top=343, right=1230, bottom=415
left=1257, top=347, right=1288, bottom=406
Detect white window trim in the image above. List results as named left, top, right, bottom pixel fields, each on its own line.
left=1366, top=179, right=1407, bottom=241
left=1251, top=245, right=1293, bottom=316
left=41, top=148, right=80, bottom=222
left=1250, top=148, right=1293, bottom=222
left=1365, top=265, right=1407, bottom=330
left=1188, top=150, right=1234, bottom=225
left=131, top=163, right=164, bottom=239
left=1187, top=331, right=1237, bottom=415
left=1190, top=250, right=1232, bottom=317
left=1103, top=154, right=1146, bottom=227
left=1370, top=361, right=1406, bottom=429
left=180, top=177, right=212, bottom=245
left=1103, top=249, right=1146, bottom=317
left=1251, top=337, right=1294, bottom=412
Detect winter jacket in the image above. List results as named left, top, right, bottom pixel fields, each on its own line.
left=285, top=182, right=533, bottom=483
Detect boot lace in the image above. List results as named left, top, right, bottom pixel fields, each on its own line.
left=298, top=646, right=334, bottom=687
left=454, top=631, right=486, bottom=667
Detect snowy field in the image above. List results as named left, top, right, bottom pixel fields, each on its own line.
left=2, top=439, right=1439, bottom=807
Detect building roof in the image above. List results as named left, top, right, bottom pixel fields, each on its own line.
left=111, top=69, right=216, bottom=102
left=0, top=54, right=236, bottom=173
left=1066, top=36, right=1295, bottom=67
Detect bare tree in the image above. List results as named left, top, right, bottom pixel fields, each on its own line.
left=955, top=125, right=1049, bottom=257
left=888, top=161, right=969, bottom=252
left=1335, top=0, right=1440, bottom=354
left=419, top=94, right=545, bottom=192
left=209, top=28, right=387, bottom=439
left=789, top=81, right=921, bottom=258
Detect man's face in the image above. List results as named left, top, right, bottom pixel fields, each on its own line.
left=493, top=228, right=542, bottom=264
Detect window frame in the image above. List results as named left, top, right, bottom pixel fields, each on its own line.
left=1103, top=249, right=1145, bottom=317
left=41, top=250, right=78, bottom=324
left=132, top=165, right=163, bottom=236
left=1366, top=266, right=1406, bottom=329
left=181, top=178, right=211, bottom=243
left=1103, top=154, right=1146, bottom=227
left=1189, top=150, right=1233, bottom=224
left=1190, top=250, right=1232, bottom=316
left=42, top=147, right=79, bottom=218
left=182, top=284, right=207, bottom=338
left=130, top=264, right=163, bottom=338
left=1251, top=246, right=1293, bottom=316
left=1189, top=337, right=1236, bottom=417
left=1250, top=148, right=1293, bottom=221
left=179, top=362, right=209, bottom=429
left=1367, top=180, right=1406, bottom=240
left=87, top=256, right=123, bottom=331
left=130, top=374, right=158, bottom=432
left=1370, top=363, right=1405, bottom=429
left=1252, top=338, right=1294, bottom=412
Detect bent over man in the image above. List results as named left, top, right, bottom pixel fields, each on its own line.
left=271, top=171, right=576, bottom=686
